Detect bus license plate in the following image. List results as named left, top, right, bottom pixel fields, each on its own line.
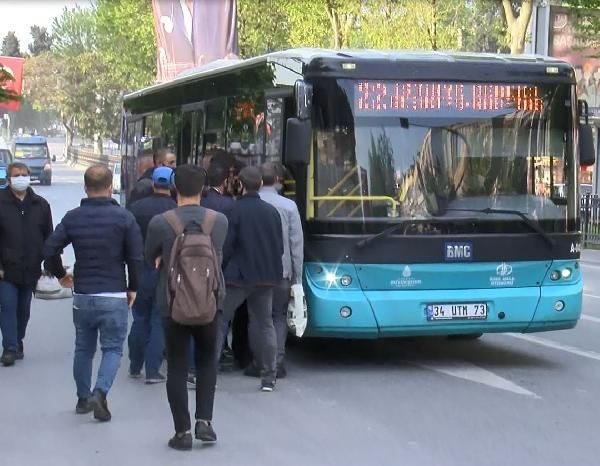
left=426, top=303, right=487, bottom=320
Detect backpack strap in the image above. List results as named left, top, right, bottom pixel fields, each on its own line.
left=163, top=210, right=185, bottom=236
left=201, top=210, right=217, bottom=235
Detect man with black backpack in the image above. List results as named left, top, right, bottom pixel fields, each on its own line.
left=145, top=164, right=228, bottom=451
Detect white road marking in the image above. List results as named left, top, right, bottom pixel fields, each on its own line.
left=584, top=293, right=600, bottom=300
left=581, top=314, right=600, bottom=324
left=415, top=360, right=540, bottom=399
left=508, top=333, right=600, bottom=362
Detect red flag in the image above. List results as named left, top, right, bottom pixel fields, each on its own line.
left=0, top=56, right=25, bottom=112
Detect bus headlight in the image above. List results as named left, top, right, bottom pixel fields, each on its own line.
left=325, top=272, right=337, bottom=286
left=550, top=270, right=561, bottom=281
left=554, top=300, right=565, bottom=312
left=340, top=275, right=352, bottom=287
left=561, top=268, right=572, bottom=279
left=340, top=306, right=352, bottom=318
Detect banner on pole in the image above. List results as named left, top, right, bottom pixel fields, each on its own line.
left=152, top=0, right=238, bottom=82
left=0, top=56, right=25, bottom=112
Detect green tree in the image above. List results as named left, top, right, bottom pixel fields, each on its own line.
left=2, top=31, right=23, bottom=57
left=95, top=0, right=156, bottom=91
left=28, top=26, right=53, bottom=56
left=238, top=0, right=291, bottom=57
left=324, top=0, right=361, bottom=49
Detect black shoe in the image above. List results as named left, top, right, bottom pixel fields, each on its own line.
left=0, top=349, right=16, bottom=366
left=168, top=432, right=193, bottom=451
left=277, top=364, right=287, bottom=379
left=16, top=343, right=24, bottom=360
left=195, top=420, right=217, bottom=443
left=243, top=364, right=260, bottom=378
left=261, top=379, right=276, bottom=392
left=90, top=389, right=111, bottom=422
left=75, top=398, right=93, bottom=414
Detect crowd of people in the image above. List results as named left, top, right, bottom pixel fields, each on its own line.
left=0, top=149, right=304, bottom=451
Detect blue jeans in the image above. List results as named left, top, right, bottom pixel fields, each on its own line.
left=0, top=281, right=34, bottom=351
left=73, top=295, right=128, bottom=399
left=127, top=264, right=164, bottom=377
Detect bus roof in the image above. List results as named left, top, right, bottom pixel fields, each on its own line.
left=123, top=48, right=574, bottom=112
left=14, top=135, right=47, bottom=145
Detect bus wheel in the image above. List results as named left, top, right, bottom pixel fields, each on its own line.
left=447, top=333, right=483, bottom=341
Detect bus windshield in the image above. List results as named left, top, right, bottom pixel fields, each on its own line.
left=311, top=78, right=575, bottom=232
left=14, top=144, right=48, bottom=159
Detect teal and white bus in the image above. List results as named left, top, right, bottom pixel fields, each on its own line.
left=122, top=49, right=595, bottom=339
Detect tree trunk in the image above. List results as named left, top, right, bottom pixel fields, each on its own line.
left=502, top=0, right=534, bottom=55
left=62, top=114, right=74, bottom=160
left=94, top=135, right=103, bottom=156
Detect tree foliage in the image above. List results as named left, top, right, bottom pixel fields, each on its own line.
left=26, top=1, right=156, bottom=150
left=1, top=31, right=23, bottom=57
left=28, top=26, right=53, bottom=56
left=237, top=0, right=509, bottom=56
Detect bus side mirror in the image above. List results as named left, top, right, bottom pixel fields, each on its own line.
left=284, top=118, right=311, bottom=165
left=294, top=81, right=312, bottom=121
left=579, top=99, right=595, bottom=166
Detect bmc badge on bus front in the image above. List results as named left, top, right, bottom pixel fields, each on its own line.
left=444, top=242, right=473, bottom=261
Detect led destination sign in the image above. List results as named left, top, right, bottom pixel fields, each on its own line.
left=354, top=81, right=545, bottom=116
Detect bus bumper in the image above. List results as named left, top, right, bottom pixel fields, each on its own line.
left=304, top=281, right=582, bottom=338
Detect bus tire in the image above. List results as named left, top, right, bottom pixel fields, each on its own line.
left=447, top=333, right=483, bottom=341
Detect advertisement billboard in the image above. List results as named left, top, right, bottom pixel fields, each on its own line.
left=0, top=56, right=25, bottom=112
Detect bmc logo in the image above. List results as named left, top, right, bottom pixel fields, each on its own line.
left=444, top=242, right=473, bottom=261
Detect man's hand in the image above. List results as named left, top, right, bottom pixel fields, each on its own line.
left=59, top=274, right=74, bottom=289
left=127, top=291, right=137, bottom=309
left=0, top=270, right=4, bottom=280
left=155, top=257, right=162, bottom=269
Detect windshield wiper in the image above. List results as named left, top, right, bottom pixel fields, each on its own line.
left=445, top=208, right=556, bottom=249
left=355, top=221, right=412, bottom=249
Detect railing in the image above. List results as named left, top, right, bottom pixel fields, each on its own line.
left=581, top=194, right=600, bottom=247
left=67, top=146, right=119, bottom=169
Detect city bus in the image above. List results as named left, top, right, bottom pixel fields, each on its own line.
left=121, top=49, right=596, bottom=339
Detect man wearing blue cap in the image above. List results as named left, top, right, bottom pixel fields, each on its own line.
left=127, top=166, right=177, bottom=383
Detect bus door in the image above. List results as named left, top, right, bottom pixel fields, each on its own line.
left=181, top=103, right=205, bottom=167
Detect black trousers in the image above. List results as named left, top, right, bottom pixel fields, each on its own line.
left=231, top=301, right=251, bottom=368
left=163, top=317, right=217, bottom=434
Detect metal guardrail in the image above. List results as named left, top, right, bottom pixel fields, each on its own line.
left=67, top=146, right=119, bottom=169
left=581, top=194, right=600, bottom=247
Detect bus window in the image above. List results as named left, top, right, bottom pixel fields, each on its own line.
left=266, top=98, right=284, bottom=164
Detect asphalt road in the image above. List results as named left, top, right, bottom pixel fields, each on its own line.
left=1, top=157, right=599, bottom=466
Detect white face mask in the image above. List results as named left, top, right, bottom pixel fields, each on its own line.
left=10, top=176, right=31, bottom=192
left=274, top=182, right=283, bottom=193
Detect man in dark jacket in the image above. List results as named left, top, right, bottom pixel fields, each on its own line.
left=127, top=166, right=177, bottom=384
left=44, top=165, right=143, bottom=422
left=145, top=164, right=228, bottom=451
left=128, top=148, right=177, bottom=204
left=0, top=162, right=64, bottom=366
left=217, top=166, right=283, bottom=392
left=201, top=163, right=235, bottom=216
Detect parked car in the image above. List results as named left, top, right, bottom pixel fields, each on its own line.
left=0, top=138, right=13, bottom=189
left=12, top=135, right=55, bottom=185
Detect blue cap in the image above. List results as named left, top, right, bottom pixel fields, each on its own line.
left=152, top=167, right=173, bottom=189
